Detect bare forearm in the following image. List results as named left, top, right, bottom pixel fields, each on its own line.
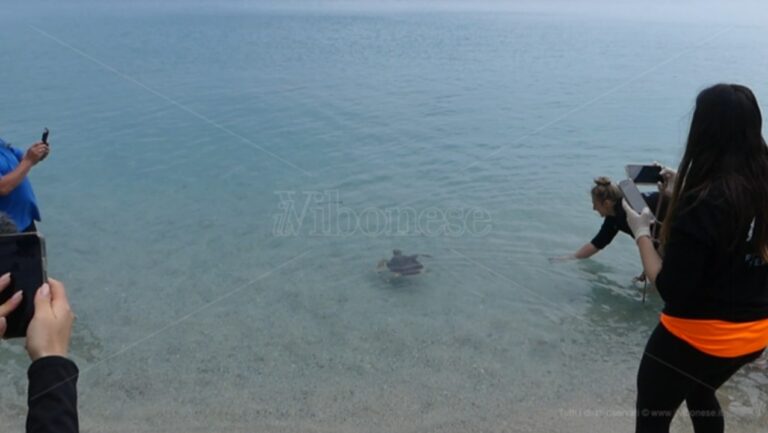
left=636, top=236, right=662, bottom=285
left=0, top=159, right=33, bottom=195
left=573, top=243, right=599, bottom=259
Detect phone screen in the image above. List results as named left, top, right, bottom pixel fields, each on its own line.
left=619, top=179, right=655, bottom=217
left=626, top=165, right=662, bottom=184
left=0, top=233, right=46, bottom=338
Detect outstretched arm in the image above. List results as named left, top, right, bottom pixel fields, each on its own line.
left=550, top=242, right=600, bottom=261
left=573, top=243, right=600, bottom=259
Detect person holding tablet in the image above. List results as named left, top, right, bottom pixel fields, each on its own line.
left=0, top=277, right=78, bottom=433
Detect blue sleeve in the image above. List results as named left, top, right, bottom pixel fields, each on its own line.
left=12, top=147, right=23, bottom=161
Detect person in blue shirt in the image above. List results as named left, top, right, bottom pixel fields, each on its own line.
left=0, top=137, right=49, bottom=232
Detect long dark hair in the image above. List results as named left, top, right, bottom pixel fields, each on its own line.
left=661, top=84, right=768, bottom=260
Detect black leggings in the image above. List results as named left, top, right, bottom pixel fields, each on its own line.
left=636, top=323, right=764, bottom=433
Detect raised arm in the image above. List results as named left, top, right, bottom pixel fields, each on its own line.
left=0, top=143, right=48, bottom=196
left=634, top=236, right=663, bottom=285
left=622, top=200, right=662, bottom=284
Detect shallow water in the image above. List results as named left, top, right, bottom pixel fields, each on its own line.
left=1, top=1, right=767, bottom=431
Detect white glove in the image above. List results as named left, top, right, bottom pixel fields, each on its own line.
left=622, top=199, right=655, bottom=240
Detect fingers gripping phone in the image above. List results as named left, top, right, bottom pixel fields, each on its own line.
left=0, top=233, right=47, bottom=338
left=626, top=164, right=662, bottom=184
left=619, top=179, right=655, bottom=218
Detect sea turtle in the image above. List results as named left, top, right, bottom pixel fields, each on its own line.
left=377, top=249, right=426, bottom=277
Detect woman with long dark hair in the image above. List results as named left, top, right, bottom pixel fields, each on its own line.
left=624, top=84, right=768, bottom=433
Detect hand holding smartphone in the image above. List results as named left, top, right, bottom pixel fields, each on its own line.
left=625, top=164, right=662, bottom=184
left=619, top=179, right=655, bottom=218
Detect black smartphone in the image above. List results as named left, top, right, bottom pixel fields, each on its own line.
left=626, top=164, right=662, bottom=184
left=619, top=179, right=655, bottom=217
left=0, top=233, right=46, bottom=338
left=41, top=128, right=49, bottom=145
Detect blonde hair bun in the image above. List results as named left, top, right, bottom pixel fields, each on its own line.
left=591, top=176, right=622, bottom=202
left=594, top=176, right=612, bottom=187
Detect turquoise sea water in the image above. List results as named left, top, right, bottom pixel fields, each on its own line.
left=1, top=1, right=768, bottom=432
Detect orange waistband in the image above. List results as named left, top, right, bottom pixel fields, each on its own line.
left=660, top=313, right=768, bottom=358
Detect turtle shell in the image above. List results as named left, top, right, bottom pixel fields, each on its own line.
left=386, top=255, right=424, bottom=275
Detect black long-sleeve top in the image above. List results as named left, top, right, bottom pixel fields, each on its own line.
left=656, top=188, right=768, bottom=322
left=26, top=356, right=79, bottom=433
left=590, top=192, right=665, bottom=249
